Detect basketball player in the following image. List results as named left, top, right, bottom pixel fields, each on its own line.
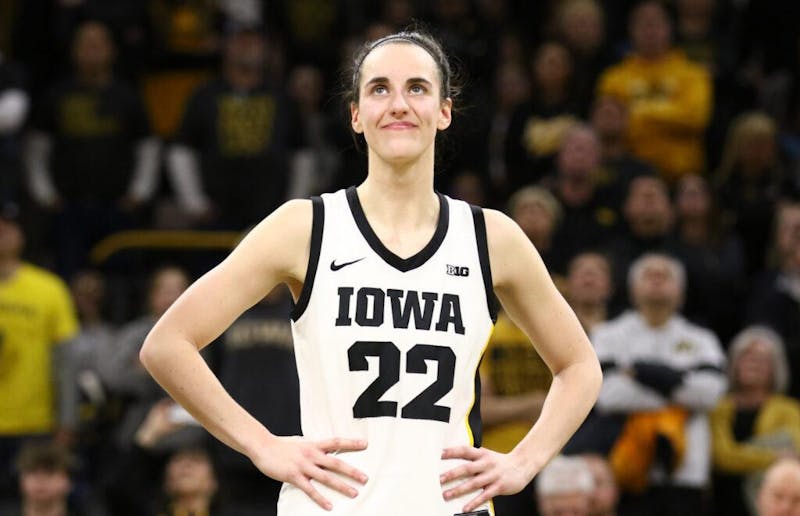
left=140, top=31, right=602, bottom=516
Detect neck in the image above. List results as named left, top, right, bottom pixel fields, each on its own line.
left=734, top=388, right=770, bottom=408
left=571, top=301, right=607, bottom=332
left=601, top=137, right=626, bottom=160
left=637, top=49, right=669, bottom=63
left=81, top=311, right=103, bottom=327
left=23, top=500, right=67, bottom=516
left=172, top=494, right=211, bottom=514
left=0, top=256, right=20, bottom=280
left=538, top=87, right=565, bottom=106
left=77, top=68, right=112, bottom=89
left=359, top=149, right=437, bottom=220
left=639, top=306, right=674, bottom=328
left=225, top=66, right=262, bottom=91
left=679, top=217, right=708, bottom=243
left=559, top=177, right=593, bottom=206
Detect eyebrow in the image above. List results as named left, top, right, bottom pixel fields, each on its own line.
left=363, top=77, right=434, bottom=88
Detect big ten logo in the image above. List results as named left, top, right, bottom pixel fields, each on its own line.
left=446, top=264, right=469, bottom=277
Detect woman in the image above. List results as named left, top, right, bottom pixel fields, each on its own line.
left=673, top=174, right=745, bottom=342
left=714, top=112, right=787, bottom=277
left=139, top=31, right=601, bottom=515
left=710, top=326, right=800, bottom=516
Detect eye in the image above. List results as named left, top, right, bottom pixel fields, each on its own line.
left=371, top=84, right=388, bottom=95
left=409, top=83, right=427, bottom=94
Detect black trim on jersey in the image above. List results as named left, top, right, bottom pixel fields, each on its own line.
left=291, top=196, right=324, bottom=321
left=346, top=186, right=449, bottom=273
left=469, top=367, right=483, bottom=448
left=470, top=206, right=499, bottom=323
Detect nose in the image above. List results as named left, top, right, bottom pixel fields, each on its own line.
left=388, top=89, right=409, bottom=117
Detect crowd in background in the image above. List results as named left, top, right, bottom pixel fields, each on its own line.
left=2, top=0, right=800, bottom=515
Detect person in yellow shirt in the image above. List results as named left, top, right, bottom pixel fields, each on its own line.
left=710, top=326, right=800, bottom=516
left=596, top=0, right=712, bottom=183
left=0, top=202, right=79, bottom=499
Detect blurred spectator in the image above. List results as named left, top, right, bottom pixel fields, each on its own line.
left=106, top=399, right=211, bottom=516
left=430, top=0, right=493, bottom=80
left=147, top=0, right=221, bottom=63
left=674, top=0, right=733, bottom=75
left=715, top=111, right=791, bottom=277
left=210, top=286, right=299, bottom=516
left=710, top=326, right=800, bottom=516
left=270, top=0, right=345, bottom=78
left=160, top=445, right=218, bottom=516
left=69, top=270, right=114, bottom=404
left=747, top=202, right=800, bottom=398
left=673, top=174, right=746, bottom=342
left=483, top=61, right=532, bottom=202
left=536, top=455, right=595, bottom=516
left=605, top=176, right=678, bottom=310
left=25, top=20, right=159, bottom=278
left=555, top=0, right=615, bottom=115
left=597, top=0, right=712, bottom=182
left=590, top=95, right=655, bottom=210
left=103, top=266, right=192, bottom=449
left=756, top=458, right=800, bottom=516
left=736, top=0, right=800, bottom=89
left=286, top=64, right=339, bottom=199
left=507, top=186, right=564, bottom=272
left=167, top=28, right=302, bottom=229
left=0, top=202, right=79, bottom=499
left=672, top=0, right=738, bottom=170
left=594, top=253, right=727, bottom=516
left=3, top=441, right=80, bottom=516
left=582, top=453, right=620, bottom=516
left=546, top=124, right=619, bottom=272
left=506, top=41, right=580, bottom=189
left=760, top=33, right=800, bottom=175
left=67, top=270, right=117, bottom=495
left=0, top=54, right=28, bottom=203
left=565, top=252, right=613, bottom=333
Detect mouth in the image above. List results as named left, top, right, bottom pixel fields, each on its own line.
left=381, top=122, right=417, bottom=130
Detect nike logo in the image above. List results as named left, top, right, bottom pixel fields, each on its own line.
left=330, top=257, right=365, bottom=271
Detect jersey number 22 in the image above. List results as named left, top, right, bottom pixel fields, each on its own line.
left=348, top=341, right=456, bottom=422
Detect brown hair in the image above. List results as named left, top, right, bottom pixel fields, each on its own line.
left=16, top=441, right=74, bottom=474
left=346, top=30, right=458, bottom=105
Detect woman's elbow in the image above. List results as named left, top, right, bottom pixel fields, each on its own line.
left=139, top=328, right=164, bottom=373
left=587, top=357, right=604, bottom=401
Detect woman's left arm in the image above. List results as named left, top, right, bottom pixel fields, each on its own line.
left=441, top=209, right=602, bottom=512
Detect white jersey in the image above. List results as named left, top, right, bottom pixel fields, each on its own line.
left=280, top=187, right=497, bottom=516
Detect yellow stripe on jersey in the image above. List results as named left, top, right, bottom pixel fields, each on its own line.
left=465, top=324, right=495, bottom=446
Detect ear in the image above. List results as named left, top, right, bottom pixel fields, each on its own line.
left=350, top=102, right=363, bottom=134
left=438, top=97, right=453, bottom=131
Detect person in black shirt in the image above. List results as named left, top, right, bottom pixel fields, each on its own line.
left=0, top=55, right=28, bottom=204
left=25, top=20, right=159, bottom=278
left=168, top=28, right=303, bottom=230
left=211, top=286, right=300, bottom=516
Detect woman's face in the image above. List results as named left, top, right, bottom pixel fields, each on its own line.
left=351, top=43, right=452, bottom=167
left=676, top=175, right=710, bottom=220
left=739, top=133, right=777, bottom=172
left=533, top=42, right=572, bottom=92
left=513, top=200, right=555, bottom=243
left=736, top=340, right=775, bottom=392
left=567, top=254, right=612, bottom=305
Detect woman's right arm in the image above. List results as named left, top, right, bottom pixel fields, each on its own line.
left=139, top=200, right=367, bottom=510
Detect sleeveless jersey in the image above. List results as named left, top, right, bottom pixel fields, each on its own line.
left=280, top=187, right=498, bottom=516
